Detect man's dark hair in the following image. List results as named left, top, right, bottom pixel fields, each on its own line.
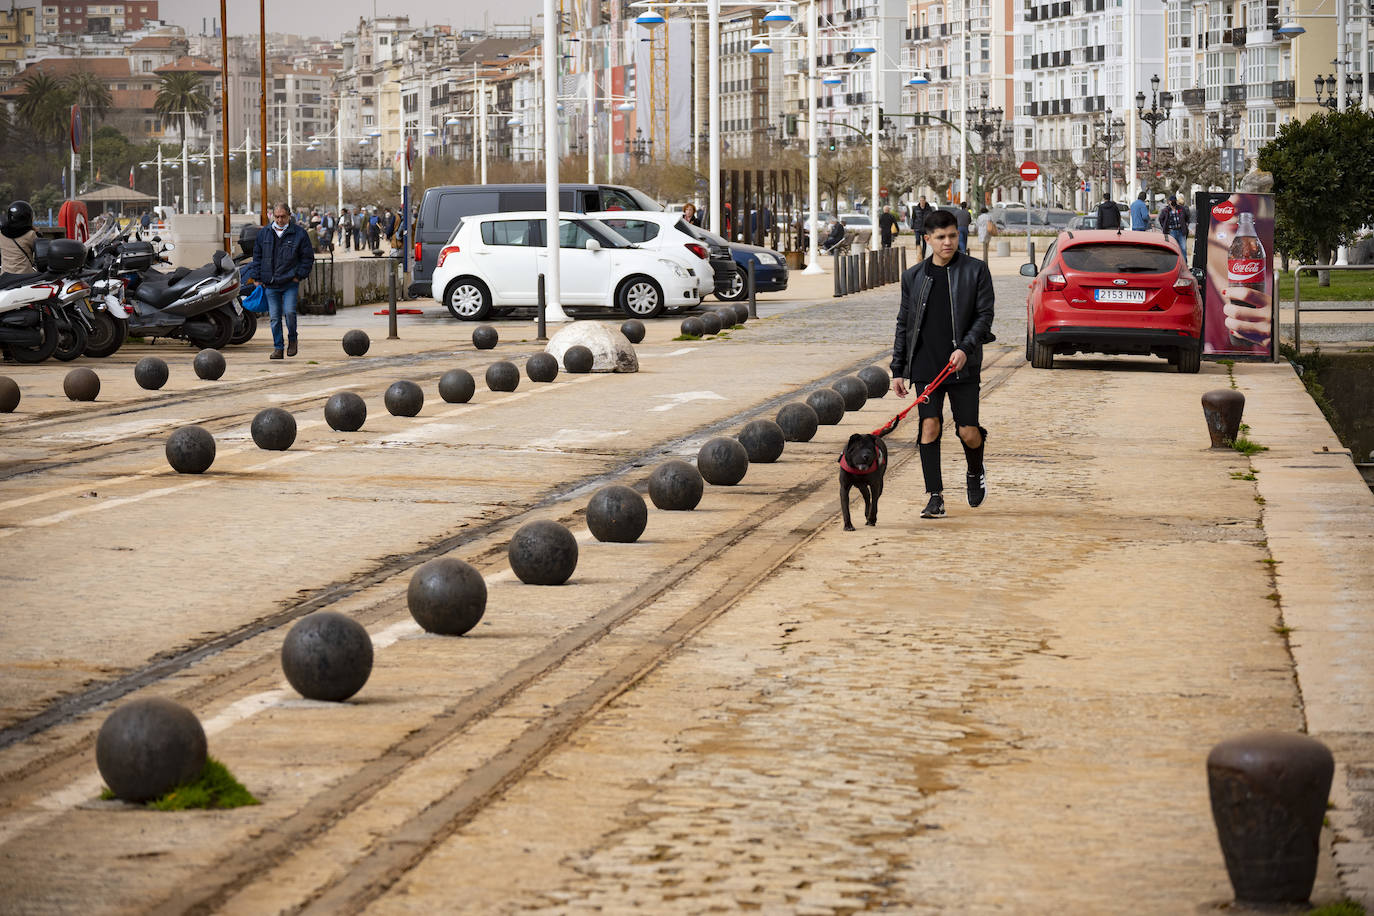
left=1102, top=193, right=1111, bottom=201
left=1137, top=191, right=1146, bottom=200
left=924, top=209, right=957, bottom=234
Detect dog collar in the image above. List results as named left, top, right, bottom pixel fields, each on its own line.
left=839, top=452, right=885, bottom=476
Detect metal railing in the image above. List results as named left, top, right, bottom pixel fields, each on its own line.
left=1291, top=263, right=1374, bottom=354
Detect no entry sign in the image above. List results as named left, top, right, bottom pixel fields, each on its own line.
left=1019, top=160, right=1040, bottom=183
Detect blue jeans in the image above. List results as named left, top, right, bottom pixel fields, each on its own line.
left=958, top=228, right=968, bottom=252
left=1170, top=229, right=1187, bottom=255
left=264, top=283, right=299, bottom=351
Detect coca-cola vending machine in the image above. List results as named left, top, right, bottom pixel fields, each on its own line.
left=1194, top=191, right=1277, bottom=359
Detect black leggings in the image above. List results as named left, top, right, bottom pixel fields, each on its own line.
left=914, top=381, right=983, bottom=494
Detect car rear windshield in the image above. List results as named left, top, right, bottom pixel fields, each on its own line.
left=1061, top=243, right=1179, bottom=274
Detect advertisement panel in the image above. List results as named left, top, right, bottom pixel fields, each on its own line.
left=1195, top=191, right=1276, bottom=359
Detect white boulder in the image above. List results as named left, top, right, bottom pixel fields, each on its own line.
left=545, top=321, right=639, bottom=373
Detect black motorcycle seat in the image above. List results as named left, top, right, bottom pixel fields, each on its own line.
left=0, top=270, right=59, bottom=291
left=135, top=264, right=218, bottom=308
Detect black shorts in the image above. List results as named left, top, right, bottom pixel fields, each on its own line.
left=914, top=379, right=979, bottom=428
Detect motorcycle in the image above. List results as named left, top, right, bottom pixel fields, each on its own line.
left=102, top=233, right=243, bottom=350
left=0, top=239, right=90, bottom=363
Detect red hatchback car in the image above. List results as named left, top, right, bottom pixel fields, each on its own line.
left=1020, top=230, right=1203, bottom=372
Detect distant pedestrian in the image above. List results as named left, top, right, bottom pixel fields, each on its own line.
left=1096, top=193, right=1121, bottom=230
left=382, top=207, right=396, bottom=245
left=368, top=211, right=380, bottom=251
left=1160, top=195, right=1190, bottom=253
left=340, top=208, right=354, bottom=251
left=247, top=203, right=314, bottom=360
left=140, top=210, right=152, bottom=232
left=975, top=206, right=992, bottom=259
left=909, top=196, right=933, bottom=258
left=0, top=200, right=38, bottom=275
left=954, top=201, right=972, bottom=253
left=682, top=202, right=700, bottom=226
left=1130, top=191, right=1150, bottom=231
left=878, top=205, right=900, bottom=249
left=321, top=211, right=336, bottom=252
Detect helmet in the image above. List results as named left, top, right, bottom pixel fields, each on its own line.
left=6, top=201, right=33, bottom=232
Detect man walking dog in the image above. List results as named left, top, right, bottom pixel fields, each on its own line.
left=890, top=208, right=995, bottom=519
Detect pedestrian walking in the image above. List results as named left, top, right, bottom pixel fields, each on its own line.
left=382, top=208, right=397, bottom=249
left=975, top=206, right=992, bottom=259
left=1096, top=192, right=1122, bottom=230
left=1160, top=195, right=1190, bottom=254
left=0, top=200, right=38, bottom=275
left=368, top=210, right=381, bottom=252
left=247, top=203, right=315, bottom=360
left=889, top=208, right=995, bottom=520
left=1130, top=192, right=1150, bottom=231
left=321, top=211, right=336, bottom=252
left=340, top=208, right=354, bottom=251
left=878, top=205, right=900, bottom=249
left=909, top=196, right=933, bottom=259
left=954, top=201, right=972, bottom=253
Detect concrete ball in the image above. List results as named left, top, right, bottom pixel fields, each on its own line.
left=620, top=319, right=646, bottom=344
left=472, top=324, right=499, bottom=350
left=63, top=367, right=100, bottom=401
left=95, top=697, right=207, bottom=802
left=324, top=391, right=368, bottom=431
left=250, top=407, right=297, bottom=450
left=858, top=365, right=890, bottom=398
left=776, top=402, right=820, bottom=442
left=0, top=376, right=18, bottom=413
left=438, top=368, right=476, bottom=403
left=806, top=387, right=846, bottom=425
left=832, top=376, right=869, bottom=412
left=731, top=303, right=749, bottom=324
left=648, top=459, right=704, bottom=511
left=193, top=348, right=226, bottom=381
left=586, top=484, right=648, bottom=543
left=341, top=329, right=371, bottom=357
left=737, top=419, right=785, bottom=463
left=699, top=311, right=722, bottom=336
left=563, top=345, right=594, bottom=374
left=280, top=611, right=373, bottom=701
left=165, top=425, right=216, bottom=473
left=134, top=357, right=169, bottom=391
left=680, top=316, right=705, bottom=338
left=715, top=307, right=737, bottom=328
left=384, top=380, right=425, bottom=417
left=407, top=557, right=487, bottom=635
left=485, top=361, right=520, bottom=392
left=697, top=436, right=749, bottom=486
left=508, top=519, right=579, bottom=586
left=526, top=352, right=560, bottom=383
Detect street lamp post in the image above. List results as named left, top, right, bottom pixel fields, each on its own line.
left=1095, top=108, right=1125, bottom=201
left=966, top=86, right=1003, bottom=207
left=1135, top=73, right=1172, bottom=198
left=1208, top=107, right=1241, bottom=192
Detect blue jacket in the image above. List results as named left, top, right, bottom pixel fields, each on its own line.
left=249, top=221, right=314, bottom=289
left=1129, top=198, right=1150, bottom=230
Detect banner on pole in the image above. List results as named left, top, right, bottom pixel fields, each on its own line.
left=1196, top=191, right=1276, bottom=359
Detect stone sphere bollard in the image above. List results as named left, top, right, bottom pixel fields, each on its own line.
left=1207, top=731, right=1334, bottom=905
left=806, top=387, right=846, bottom=425
left=95, top=697, right=207, bottom=802
left=563, top=345, right=594, bottom=374
left=508, top=519, right=579, bottom=586
left=63, top=367, right=100, bottom=402
left=324, top=392, right=368, bottom=431
left=680, top=316, right=705, bottom=338
left=832, top=376, right=869, bottom=412
left=697, top=436, right=749, bottom=486
left=193, top=348, right=226, bottom=381
left=280, top=611, right=374, bottom=702
left=858, top=365, right=890, bottom=399
left=732, top=303, right=749, bottom=324
left=165, top=425, right=216, bottom=474
left=648, top=459, right=704, bottom=511
left=1203, top=389, right=1246, bottom=448
left=586, top=485, right=648, bottom=543
left=472, top=324, right=499, bottom=350
left=485, top=360, right=520, bottom=392
left=620, top=319, right=646, bottom=344
left=384, top=380, right=424, bottom=417
left=407, top=557, right=488, bottom=635
left=737, top=419, right=785, bottom=463
left=526, top=352, right=560, bottom=383
left=341, top=329, right=371, bottom=357
left=438, top=368, right=476, bottom=403
left=251, top=407, right=297, bottom=451
left=134, top=357, right=170, bottom=391
left=0, top=376, right=19, bottom=413
left=699, top=311, right=722, bottom=336
left=776, top=402, right=819, bottom=442
left=715, top=307, right=738, bottom=328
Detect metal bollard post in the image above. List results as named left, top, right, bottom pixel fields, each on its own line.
left=387, top=261, right=398, bottom=340
left=537, top=273, right=547, bottom=341
left=900, top=245, right=907, bottom=274
left=747, top=260, right=757, bottom=318
left=1028, top=240, right=1036, bottom=267
left=833, top=257, right=843, bottom=297
left=858, top=253, right=866, bottom=291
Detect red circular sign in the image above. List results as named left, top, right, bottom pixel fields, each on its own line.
left=70, top=104, right=81, bottom=155
left=1018, top=160, right=1040, bottom=182
left=1212, top=201, right=1236, bottom=221
left=405, top=136, right=416, bottom=171
left=879, top=186, right=889, bottom=198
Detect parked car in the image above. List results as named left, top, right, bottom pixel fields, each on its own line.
left=992, top=207, right=1076, bottom=231
left=590, top=211, right=734, bottom=298
left=1066, top=213, right=1097, bottom=230
left=430, top=212, right=703, bottom=320
left=1020, top=229, right=1203, bottom=372
left=679, top=223, right=789, bottom=301
left=410, top=183, right=661, bottom=298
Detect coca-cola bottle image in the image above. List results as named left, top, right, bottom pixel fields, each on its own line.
left=1226, top=211, right=1267, bottom=347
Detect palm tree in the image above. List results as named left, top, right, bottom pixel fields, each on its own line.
left=153, top=72, right=211, bottom=149
left=15, top=72, right=73, bottom=147
left=64, top=69, right=112, bottom=186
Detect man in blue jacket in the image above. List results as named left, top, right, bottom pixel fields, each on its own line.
left=248, top=203, right=314, bottom=359
left=1130, top=191, right=1151, bottom=230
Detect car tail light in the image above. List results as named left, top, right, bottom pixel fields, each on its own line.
left=436, top=245, right=460, bottom=268
left=1174, top=267, right=1194, bottom=290
left=685, top=242, right=709, bottom=259
left=414, top=241, right=422, bottom=263
left=1045, top=272, right=1067, bottom=291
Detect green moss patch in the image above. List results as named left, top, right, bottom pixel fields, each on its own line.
left=100, top=757, right=259, bottom=811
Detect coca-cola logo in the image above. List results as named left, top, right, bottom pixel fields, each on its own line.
left=1228, top=258, right=1264, bottom=280
left=1212, top=201, right=1236, bottom=221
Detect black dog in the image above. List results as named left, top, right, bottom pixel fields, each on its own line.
left=838, top=433, right=888, bottom=530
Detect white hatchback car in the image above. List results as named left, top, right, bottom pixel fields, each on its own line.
left=431, top=211, right=703, bottom=320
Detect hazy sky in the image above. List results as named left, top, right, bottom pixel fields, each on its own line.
left=156, top=1, right=546, bottom=42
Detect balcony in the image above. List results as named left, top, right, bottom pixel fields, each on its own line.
left=1082, top=44, right=1106, bottom=63
left=1081, top=94, right=1106, bottom=113
left=1224, top=26, right=1246, bottom=47
left=1272, top=79, right=1294, bottom=105
left=1181, top=88, right=1206, bottom=108
left=1223, top=84, right=1247, bottom=104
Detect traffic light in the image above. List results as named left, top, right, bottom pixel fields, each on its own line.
left=877, top=106, right=885, bottom=130
left=827, top=139, right=837, bottom=152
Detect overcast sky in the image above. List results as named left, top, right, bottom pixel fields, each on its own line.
left=156, top=1, right=546, bottom=42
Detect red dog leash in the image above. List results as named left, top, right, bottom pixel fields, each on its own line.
left=871, top=358, right=957, bottom=438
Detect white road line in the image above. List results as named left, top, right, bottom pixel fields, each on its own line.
left=649, top=390, right=726, bottom=412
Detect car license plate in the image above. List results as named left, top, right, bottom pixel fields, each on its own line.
left=1094, top=288, right=1146, bottom=304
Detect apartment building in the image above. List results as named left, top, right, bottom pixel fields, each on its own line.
left=38, top=1, right=158, bottom=38
left=0, top=4, right=37, bottom=79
